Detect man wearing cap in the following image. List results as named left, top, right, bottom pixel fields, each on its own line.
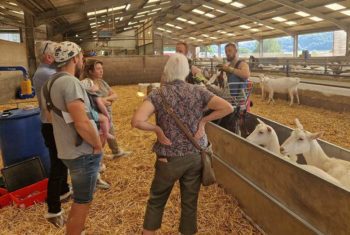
left=42, top=41, right=102, bottom=235
left=33, top=40, right=72, bottom=227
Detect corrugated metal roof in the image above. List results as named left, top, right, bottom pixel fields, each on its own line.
left=3, top=0, right=350, bottom=44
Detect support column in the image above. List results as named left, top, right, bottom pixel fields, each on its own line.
left=24, top=12, right=36, bottom=78
left=46, top=24, right=54, bottom=40
left=293, top=34, right=298, bottom=58
left=188, top=44, right=196, bottom=58
left=143, top=24, right=146, bottom=55
left=218, top=43, right=221, bottom=57
left=346, top=30, right=350, bottom=57
left=19, top=27, right=23, bottom=43
left=153, top=32, right=163, bottom=55
left=259, top=39, right=263, bottom=57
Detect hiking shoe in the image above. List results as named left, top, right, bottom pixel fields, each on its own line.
left=105, top=150, right=132, bottom=160
left=96, top=175, right=110, bottom=190
left=99, top=163, right=107, bottom=173
left=60, top=187, right=72, bottom=202
left=45, top=209, right=65, bottom=228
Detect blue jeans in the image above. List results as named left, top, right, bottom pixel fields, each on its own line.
left=62, top=154, right=102, bottom=204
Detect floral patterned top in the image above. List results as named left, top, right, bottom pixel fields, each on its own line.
left=147, top=80, right=214, bottom=157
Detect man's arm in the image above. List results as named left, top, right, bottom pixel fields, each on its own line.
left=67, top=100, right=102, bottom=153
left=223, top=62, right=251, bottom=80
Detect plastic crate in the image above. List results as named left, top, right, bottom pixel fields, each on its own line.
left=0, top=188, right=12, bottom=208
left=1, top=157, right=46, bottom=192
left=10, top=178, right=48, bottom=208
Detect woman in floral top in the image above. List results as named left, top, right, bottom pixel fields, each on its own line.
left=132, top=53, right=233, bottom=235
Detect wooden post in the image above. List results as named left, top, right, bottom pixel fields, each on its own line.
left=346, top=29, right=350, bottom=57
left=19, top=27, right=23, bottom=43
left=46, top=24, right=54, bottom=40
left=24, top=12, right=36, bottom=78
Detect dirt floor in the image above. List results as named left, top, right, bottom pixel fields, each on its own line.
left=0, top=85, right=349, bottom=234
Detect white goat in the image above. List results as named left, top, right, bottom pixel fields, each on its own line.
left=259, top=74, right=300, bottom=106
left=247, top=119, right=341, bottom=186
left=281, top=119, right=350, bottom=189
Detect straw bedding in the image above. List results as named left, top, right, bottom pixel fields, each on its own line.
left=250, top=94, right=350, bottom=149
left=0, top=85, right=349, bottom=234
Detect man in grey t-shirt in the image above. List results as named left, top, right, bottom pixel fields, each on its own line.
left=33, top=40, right=71, bottom=228
left=43, top=41, right=102, bottom=235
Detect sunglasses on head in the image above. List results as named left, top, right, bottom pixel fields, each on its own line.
left=42, top=42, right=49, bottom=54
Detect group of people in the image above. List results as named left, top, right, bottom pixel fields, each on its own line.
left=32, top=39, right=250, bottom=235
left=33, top=41, right=130, bottom=234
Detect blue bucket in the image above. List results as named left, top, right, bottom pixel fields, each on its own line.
left=0, top=108, right=50, bottom=175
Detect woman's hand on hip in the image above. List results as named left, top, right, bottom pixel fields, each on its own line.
left=194, top=120, right=206, bottom=140
left=155, top=126, right=172, bottom=146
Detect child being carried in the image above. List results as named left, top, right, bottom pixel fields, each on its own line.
left=80, top=78, right=115, bottom=140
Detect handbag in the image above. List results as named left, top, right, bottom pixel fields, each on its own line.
left=158, top=89, right=216, bottom=186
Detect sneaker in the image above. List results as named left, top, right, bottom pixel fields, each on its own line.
left=105, top=150, right=132, bottom=160
left=60, top=187, right=72, bottom=202
left=96, top=175, right=110, bottom=190
left=45, top=209, right=65, bottom=228
left=99, top=163, right=106, bottom=173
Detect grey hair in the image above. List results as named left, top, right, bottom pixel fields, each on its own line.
left=162, top=53, right=189, bottom=83
left=36, top=40, right=57, bottom=61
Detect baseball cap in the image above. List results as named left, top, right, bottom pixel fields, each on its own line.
left=54, top=41, right=82, bottom=68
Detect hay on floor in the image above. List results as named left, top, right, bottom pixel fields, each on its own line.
left=0, top=86, right=261, bottom=235
left=1, top=85, right=349, bottom=234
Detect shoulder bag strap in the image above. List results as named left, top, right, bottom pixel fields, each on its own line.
left=158, top=88, right=203, bottom=152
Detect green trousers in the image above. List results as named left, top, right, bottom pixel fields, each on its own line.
left=106, top=114, right=121, bottom=154
left=143, top=153, right=202, bottom=235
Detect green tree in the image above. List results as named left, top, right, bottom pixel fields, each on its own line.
left=239, top=47, right=251, bottom=54
left=263, top=39, right=282, bottom=53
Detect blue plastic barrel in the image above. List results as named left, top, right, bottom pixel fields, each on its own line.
left=0, top=108, right=50, bottom=175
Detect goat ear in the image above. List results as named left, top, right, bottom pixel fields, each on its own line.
left=295, top=118, right=304, bottom=130
left=266, top=126, right=272, bottom=132
left=309, top=131, right=324, bottom=140
left=257, top=118, right=265, bottom=125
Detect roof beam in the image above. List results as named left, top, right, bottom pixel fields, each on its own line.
left=66, top=3, right=177, bottom=37
left=53, top=21, right=91, bottom=34
left=35, top=0, right=130, bottom=26
left=157, top=9, right=260, bottom=41
left=87, top=1, right=175, bottom=26
left=112, top=4, right=179, bottom=33
left=268, top=0, right=349, bottom=31
left=0, top=17, right=23, bottom=28
left=10, top=1, right=35, bottom=15
left=194, top=0, right=293, bottom=36
left=0, top=9, right=23, bottom=22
